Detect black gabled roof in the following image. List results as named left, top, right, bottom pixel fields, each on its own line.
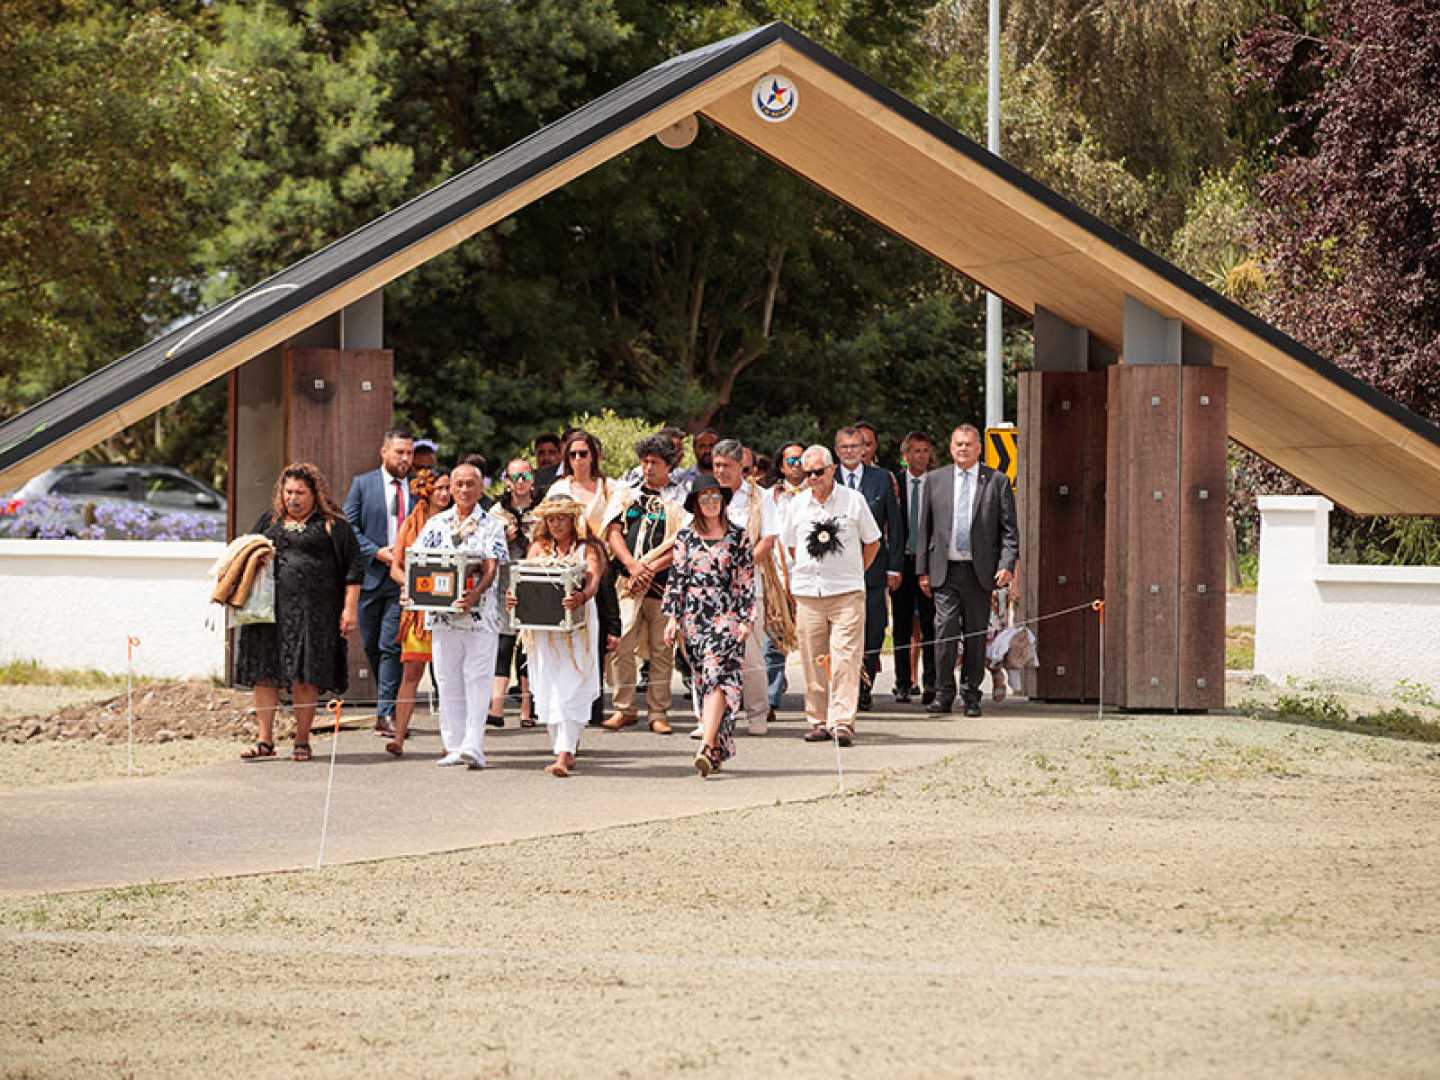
left=0, top=23, right=786, bottom=473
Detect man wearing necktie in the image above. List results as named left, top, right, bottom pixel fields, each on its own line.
left=916, top=424, right=1019, bottom=717
left=343, top=428, right=415, bottom=737
left=891, top=431, right=938, bottom=704
left=834, top=426, right=903, bottom=712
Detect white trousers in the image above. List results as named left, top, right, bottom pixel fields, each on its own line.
left=741, top=626, right=769, bottom=723
left=432, top=624, right=499, bottom=764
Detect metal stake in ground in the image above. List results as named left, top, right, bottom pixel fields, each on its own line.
left=125, top=636, right=140, bottom=777
left=316, top=698, right=344, bottom=870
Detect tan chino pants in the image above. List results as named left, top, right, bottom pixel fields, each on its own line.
left=609, top=597, right=673, bottom=718
left=795, top=591, right=866, bottom=731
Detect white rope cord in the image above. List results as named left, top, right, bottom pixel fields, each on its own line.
left=315, top=700, right=344, bottom=870
left=172, top=598, right=1105, bottom=754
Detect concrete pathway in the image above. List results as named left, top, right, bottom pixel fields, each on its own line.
left=0, top=696, right=1076, bottom=896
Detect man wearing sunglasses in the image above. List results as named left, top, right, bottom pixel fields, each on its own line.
left=781, top=446, right=881, bottom=747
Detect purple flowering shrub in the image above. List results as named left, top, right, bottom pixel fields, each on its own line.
left=0, top=496, right=223, bottom=541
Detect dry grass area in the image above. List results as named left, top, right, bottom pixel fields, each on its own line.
left=2, top=711, right=1438, bottom=1078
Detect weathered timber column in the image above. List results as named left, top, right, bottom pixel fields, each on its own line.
left=1017, top=306, right=1113, bottom=702
left=1103, top=296, right=1227, bottom=711
left=227, top=290, right=393, bottom=698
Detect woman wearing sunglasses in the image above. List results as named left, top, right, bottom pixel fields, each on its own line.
left=546, top=430, right=611, bottom=537
left=487, top=457, right=540, bottom=727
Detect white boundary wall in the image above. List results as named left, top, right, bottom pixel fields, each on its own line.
left=1254, top=496, right=1440, bottom=692
left=0, top=540, right=227, bottom=679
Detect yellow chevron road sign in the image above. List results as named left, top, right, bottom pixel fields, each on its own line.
left=985, top=425, right=1018, bottom=488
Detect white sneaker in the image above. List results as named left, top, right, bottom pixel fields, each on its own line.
left=460, top=749, right=486, bottom=770
left=689, top=725, right=704, bottom=740
left=747, top=715, right=769, bottom=736
left=437, top=752, right=465, bottom=767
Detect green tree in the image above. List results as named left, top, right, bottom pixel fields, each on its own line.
left=0, top=1, right=248, bottom=459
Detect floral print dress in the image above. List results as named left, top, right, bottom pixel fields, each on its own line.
left=661, top=523, right=757, bottom=762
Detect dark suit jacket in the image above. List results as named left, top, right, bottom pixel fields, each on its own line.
left=893, top=466, right=931, bottom=567
left=915, top=463, right=1018, bottom=589
left=839, top=464, right=903, bottom=589
left=343, top=467, right=408, bottom=592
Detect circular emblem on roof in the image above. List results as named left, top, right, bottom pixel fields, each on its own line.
left=752, top=74, right=799, bottom=123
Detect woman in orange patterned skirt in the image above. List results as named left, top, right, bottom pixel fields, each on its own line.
left=386, top=467, right=451, bottom=755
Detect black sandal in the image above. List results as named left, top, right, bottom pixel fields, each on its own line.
left=240, top=741, right=275, bottom=761
left=486, top=714, right=505, bottom=728
left=291, top=743, right=312, bottom=762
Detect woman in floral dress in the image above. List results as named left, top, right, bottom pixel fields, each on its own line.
left=662, top=475, right=756, bottom=777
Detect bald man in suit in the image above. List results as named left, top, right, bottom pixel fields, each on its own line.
left=917, top=424, right=1019, bottom=717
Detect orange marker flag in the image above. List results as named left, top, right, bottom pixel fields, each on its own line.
left=326, top=698, right=344, bottom=733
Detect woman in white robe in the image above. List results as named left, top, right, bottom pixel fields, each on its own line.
left=512, top=494, right=606, bottom=777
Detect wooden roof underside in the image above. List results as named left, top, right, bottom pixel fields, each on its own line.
left=2, top=25, right=1436, bottom=513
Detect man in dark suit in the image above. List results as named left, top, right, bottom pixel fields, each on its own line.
left=343, top=428, right=415, bottom=736
left=917, top=423, right=1019, bottom=717
left=834, top=426, right=902, bottom=711
left=891, top=430, right=938, bottom=704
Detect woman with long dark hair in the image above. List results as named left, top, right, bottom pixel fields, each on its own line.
left=546, top=429, right=611, bottom=536
left=662, top=475, right=756, bottom=777
left=237, top=462, right=363, bottom=762
left=385, top=467, right=451, bottom=756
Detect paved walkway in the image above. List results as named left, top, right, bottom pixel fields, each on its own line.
left=0, top=695, right=1076, bottom=896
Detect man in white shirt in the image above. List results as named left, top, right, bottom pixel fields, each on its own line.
left=412, top=464, right=507, bottom=768
left=782, top=445, right=881, bottom=746
left=711, top=439, right=780, bottom=736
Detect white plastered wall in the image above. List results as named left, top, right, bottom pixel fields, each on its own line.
left=1254, top=496, right=1440, bottom=692
left=0, top=540, right=226, bottom=679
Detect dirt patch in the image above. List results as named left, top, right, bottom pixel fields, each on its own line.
left=1, top=713, right=1437, bottom=1078
left=0, top=680, right=260, bottom=746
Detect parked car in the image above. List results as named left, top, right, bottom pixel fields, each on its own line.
left=0, top=465, right=227, bottom=539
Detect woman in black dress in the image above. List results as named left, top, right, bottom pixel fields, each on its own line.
left=237, top=463, right=363, bottom=761
left=662, top=475, right=757, bottom=777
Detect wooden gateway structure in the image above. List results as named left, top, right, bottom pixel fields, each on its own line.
left=2, top=23, right=1438, bottom=708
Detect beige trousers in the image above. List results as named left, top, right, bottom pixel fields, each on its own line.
left=741, top=626, right=770, bottom=724
left=609, top=597, right=673, bottom=717
left=795, top=591, right=866, bottom=730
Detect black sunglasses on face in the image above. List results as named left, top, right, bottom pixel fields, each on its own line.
left=803, top=467, right=829, bottom=478
left=568, top=449, right=591, bottom=458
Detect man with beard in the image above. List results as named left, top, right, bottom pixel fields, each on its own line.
left=344, top=428, right=415, bottom=738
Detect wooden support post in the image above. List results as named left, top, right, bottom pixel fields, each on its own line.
left=1017, top=306, right=1113, bottom=702
left=1103, top=297, right=1226, bottom=711
left=226, top=294, right=393, bottom=699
